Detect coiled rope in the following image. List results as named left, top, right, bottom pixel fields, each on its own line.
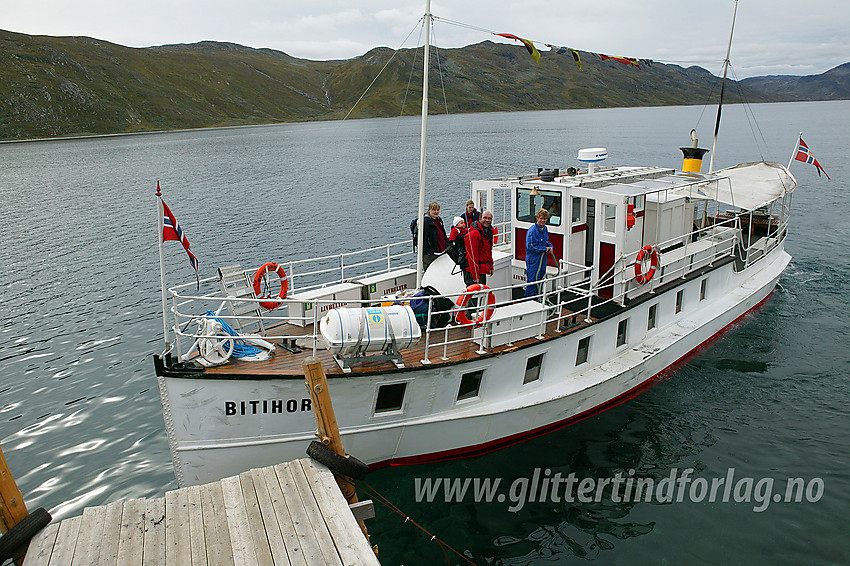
left=204, top=310, right=262, bottom=358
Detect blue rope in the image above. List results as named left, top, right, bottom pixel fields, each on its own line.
left=205, top=310, right=262, bottom=358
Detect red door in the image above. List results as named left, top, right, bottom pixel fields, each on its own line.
left=599, top=242, right=616, bottom=299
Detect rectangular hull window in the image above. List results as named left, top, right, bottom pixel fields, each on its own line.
left=375, top=383, right=407, bottom=413
left=576, top=336, right=591, bottom=366
left=700, top=278, right=708, bottom=301
left=524, top=354, right=544, bottom=384
left=648, top=304, right=657, bottom=330
left=458, top=370, right=484, bottom=400
left=676, top=290, right=684, bottom=314
left=617, top=319, right=628, bottom=347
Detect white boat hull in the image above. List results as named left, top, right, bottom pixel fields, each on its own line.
left=158, top=245, right=790, bottom=487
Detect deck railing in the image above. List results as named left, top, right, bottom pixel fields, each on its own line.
left=163, top=209, right=786, bottom=368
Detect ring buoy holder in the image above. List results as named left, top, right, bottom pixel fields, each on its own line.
left=455, top=284, right=496, bottom=327
left=634, top=245, right=659, bottom=285
left=253, top=262, right=288, bottom=310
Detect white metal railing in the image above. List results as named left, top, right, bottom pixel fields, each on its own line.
left=163, top=208, right=786, bottom=368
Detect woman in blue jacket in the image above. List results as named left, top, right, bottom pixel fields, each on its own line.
left=525, top=209, right=553, bottom=299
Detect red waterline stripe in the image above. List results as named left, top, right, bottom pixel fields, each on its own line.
left=370, top=288, right=775, bottom=470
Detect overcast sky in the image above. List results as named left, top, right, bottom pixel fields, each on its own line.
left=2, top=0, right=847, bottom=78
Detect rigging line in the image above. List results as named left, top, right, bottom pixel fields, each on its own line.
left=729, top=63, right=770, bottom=161
left=358, top=481, right=480, bottom=566
left=399, top=21, right=425, bottom=119
left=693, top=61, right=723, bottom=133
left=343, top=17, right=424, bottom=121
left=432, top=24, right=451, bottom=115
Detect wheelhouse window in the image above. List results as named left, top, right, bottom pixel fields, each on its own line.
left=517, top=187, right=562, bottom=226
left=524, top=354, right=544, bottom=384
left=375, top=382, right=407, bottom=413
left=572, top=196, right=583, bottom=223
left=676, top=290, right=684, bottom=314
left=616, top=319, right=628, bottom=347
left=648, top=304, right=657, bottom=330
left=603, top=204, right=617, bottom=233
left=700, top=278, right=708, bottom=301
left=458, top=370, right=484, bottom=401
left=576, top=336, right=591, bottom=366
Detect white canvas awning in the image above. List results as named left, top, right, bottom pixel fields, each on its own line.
left=686, top=161, right=797, bottom=210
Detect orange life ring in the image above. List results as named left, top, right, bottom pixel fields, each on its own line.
left=455, top=284, right=496, bottom=327
left=253, top=262, right=288, bottom=310
left=634, top=245, right=659, bottom=285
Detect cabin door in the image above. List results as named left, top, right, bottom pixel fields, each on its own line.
left=598, top=242, right=616, bottom=299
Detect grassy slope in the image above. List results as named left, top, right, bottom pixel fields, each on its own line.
left=0, top=30, right=844, bottom=141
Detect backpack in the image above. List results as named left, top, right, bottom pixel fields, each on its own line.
left=409, top=285, right=453, bottom=328
left=410, top=218, right=418, bottom=250
left=446, top=236, right=468, bottom=270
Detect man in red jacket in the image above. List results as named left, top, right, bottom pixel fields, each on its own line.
left=465, top=210, right=495, bottom=285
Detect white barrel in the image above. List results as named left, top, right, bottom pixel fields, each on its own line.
left=319, top=305, right=421, bottom=355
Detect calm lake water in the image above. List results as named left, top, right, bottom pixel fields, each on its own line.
left=2, top=101, right=848, bottom=565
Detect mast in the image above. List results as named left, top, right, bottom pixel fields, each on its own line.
left=156, top=182, right=170, bottom=352
left=708, top=0, right=739, bottom=174
left=415, top=0, right=432, bottom=287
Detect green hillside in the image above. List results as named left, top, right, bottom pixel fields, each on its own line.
left=0, top=29, right=846, bottom=141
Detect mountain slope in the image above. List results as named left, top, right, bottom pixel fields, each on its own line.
left=0, top=29, right=846, bottom=141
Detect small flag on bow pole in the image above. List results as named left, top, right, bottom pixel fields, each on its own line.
left=790, top=134, right=830, bottom=179
left=158, top=182, right=200, bottom=288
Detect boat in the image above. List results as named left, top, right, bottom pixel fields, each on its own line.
left=153, top=1, right=797, bottom=487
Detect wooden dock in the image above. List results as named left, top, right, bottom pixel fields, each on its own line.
left=22, top=458, right=380, bottom=565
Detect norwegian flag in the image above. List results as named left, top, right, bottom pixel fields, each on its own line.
left=161, top=198, right=200, bottom=285
left=794, top=137, right=830, bottom=179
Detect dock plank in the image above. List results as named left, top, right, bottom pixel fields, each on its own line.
left=22, top=522, right=59, bottom=566
left=143, top=497, right=166, bottom=566
left=116, top=498, right=146, bottom=566
left=300, top=459, right=381, bottom=566
left=238, top=471, right=274, bottom=566
left=287, top=461, right=345, bottom=566
left=97, top=500, right=125, bottom=566
left=164, top=489, right=191, bottom=565
left=21, top=459, right=374, bottom=566
left=70, top=504, right=106, bottom=566
left=186, top=485, right=207, bottom=566
left=261, top=466, right=307, bottom=566
left=199, top=480, right=234, bottom=566
left=273, top=462, right=339, bottom=566
left=221, top=475, right=258, bottom=566
left=249, top=468, right=290, bottom=566
left=47, top=514, right=82, bottom=566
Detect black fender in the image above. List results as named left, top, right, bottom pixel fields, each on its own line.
left=0, top=507, right=52, bottom=562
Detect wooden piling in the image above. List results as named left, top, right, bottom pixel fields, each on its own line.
left=0, top=442, right=29, bottom=534
left=302, top=356, right=373, bottom=546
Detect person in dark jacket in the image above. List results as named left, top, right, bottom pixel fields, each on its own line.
left=465, top=210, right=495, bottom=285
left=422, top=201, right=447, bottom=271
left=524, top=208, right=553, bottom=299
left=461, top=199, right=480, bottom=228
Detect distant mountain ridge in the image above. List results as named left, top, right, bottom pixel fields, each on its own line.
left=1, top=29, right=847, bottom=141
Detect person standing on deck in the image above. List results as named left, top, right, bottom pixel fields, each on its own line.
left=525, top=208, right=553, bottom=299
left=422, top=202, right=448, bottom=272
left=466, top=211, right=495, bottom=285
left=461, top=199, right=480, bottom=228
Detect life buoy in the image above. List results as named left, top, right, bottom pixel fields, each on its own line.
left=634, top=245, right=659, bottom=285
left=455, top=284, right=496, bottom=326
left=253, top=262, right=288, bottom=310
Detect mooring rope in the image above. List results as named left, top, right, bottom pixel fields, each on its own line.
left=358, top=481, right=479, bottom=566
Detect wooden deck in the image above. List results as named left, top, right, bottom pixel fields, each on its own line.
left=201, top=310, right=593, bottom=378
left=22, top=459, right=380, bottom=566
